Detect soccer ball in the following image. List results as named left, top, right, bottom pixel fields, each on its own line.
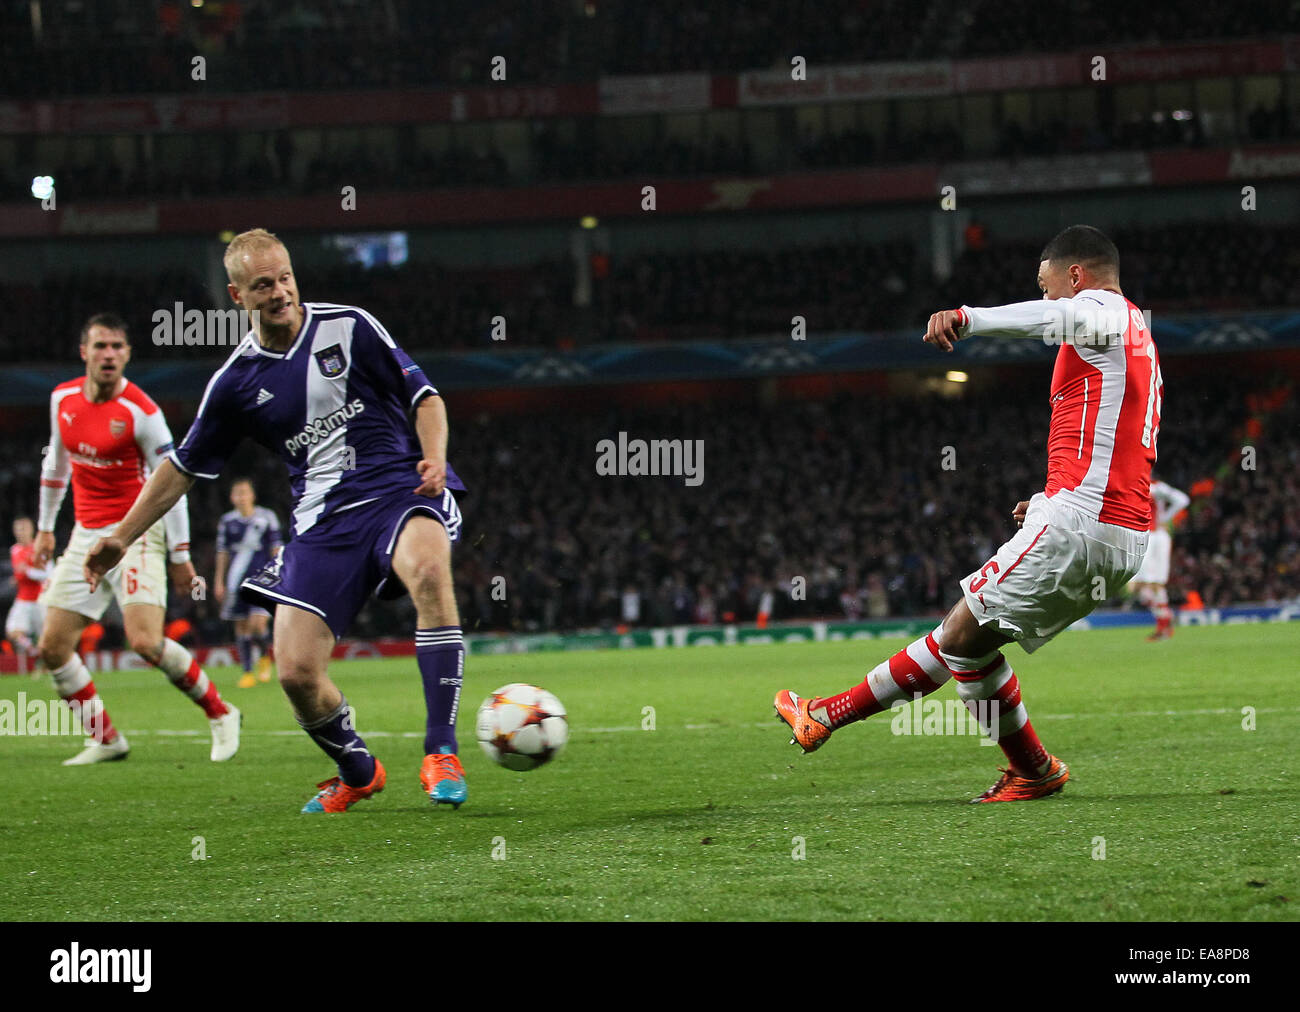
left=475, top=683, right=568, bottom=771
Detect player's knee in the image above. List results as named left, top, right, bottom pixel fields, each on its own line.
left=129, top=636, right=164, bottom=664
left=405, top=556, right=454, bottom=609
left=939, top=610, right=975, bottom=657
left=38, top=639, right=71, bottom=670
left=275, top=655, right=321, bottom=694
left=939, top=623, right=972, bottom=658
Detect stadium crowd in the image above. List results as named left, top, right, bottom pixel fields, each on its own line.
left=10, top=95, right=1296, bottom=205
left=2, top=367, right=1296, bottom=642
left=444, top=371, right=1300, bottom=633
left=1, top=0, right=1293, bottom=97
left=930, top=222, right=1300, bottom=314
left=3, top=222, right=1298, bottom=360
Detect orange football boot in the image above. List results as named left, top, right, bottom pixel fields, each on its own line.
left=301, top=758, right=386, bottom=813
left=773, top=690, right=833, bottom=753
left=420, top=750, right=468, bottom=808
left=971, top=756, right=1069, bottom=803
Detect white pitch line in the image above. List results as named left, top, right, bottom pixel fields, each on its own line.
left=117, top=703, right=1300, bottom=741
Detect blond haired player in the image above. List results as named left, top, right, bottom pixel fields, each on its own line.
left=776, top=226, right=1159, bottom=802
left=34, top=312, right=241, bottom=765
left=86, top=228, right=469, bottom=814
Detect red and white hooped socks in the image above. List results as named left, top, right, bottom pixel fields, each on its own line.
left=941, top=648, right=1051, bottom=777
left=811, top=627, right=953, bottom=726
left=809, top=627, right=1053, bottom=779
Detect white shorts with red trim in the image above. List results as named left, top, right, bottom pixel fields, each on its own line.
left=959, top=492, right=1148, bottom=654
left=43, top=520, right=168, bottom=621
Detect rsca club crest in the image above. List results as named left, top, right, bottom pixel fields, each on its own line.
left=314, top=343, right=348, bottom=377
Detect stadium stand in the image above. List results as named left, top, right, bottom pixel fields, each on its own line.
left=3, top=368, right=1296, bottom=637
left=2, top=0, right=1294, bottom=96
left=3, top=223, right=1297, bottom=357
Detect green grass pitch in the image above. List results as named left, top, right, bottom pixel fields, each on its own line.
left=1, top=624, right=1296, bottom=921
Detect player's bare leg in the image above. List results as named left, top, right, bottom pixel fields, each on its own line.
left=39, top=605, right=127, bottom=765
left=391, top=515, right=467, bottom=809
left=276, top=605, right=385, bottom=813
left=274, top=605, right=341, bottom=718
left=122, top=603, right=239, bottom=760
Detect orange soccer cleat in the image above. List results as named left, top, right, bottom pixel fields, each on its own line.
left=773, top=690, right=833, bottom=754
left=301, top=758, right=386, bottom=813
left=420, top=750, right=468, bottom=808
left=971, top=756, right=1070, bottom=803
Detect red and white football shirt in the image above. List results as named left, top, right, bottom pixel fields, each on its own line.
left=9, top=543, right=46, bottom=601
left=959, top=289, right=1161, bottom=531
left=39, top=377, right=191, bottom=560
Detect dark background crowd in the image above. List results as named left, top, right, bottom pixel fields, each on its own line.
left=2, top=0, right=1295, bottom=97
left=4, top=95, right=1294, bottom=206
left=2, top=220, right=1296, bottom=360
left=1, top=363, right=1296, bottom=642
left=12, top=94, right=1296, bottom=205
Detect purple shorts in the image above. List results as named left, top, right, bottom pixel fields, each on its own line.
left=219, top=596, right=270, bottom=622
left=239, top=488, right=463, bottom=638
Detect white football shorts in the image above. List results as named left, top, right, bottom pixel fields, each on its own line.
left=42, top=521, right=168, bottom=620
left=960, top=492, right=1148, bottom=653
left=5, top=598, right=45, bottom=640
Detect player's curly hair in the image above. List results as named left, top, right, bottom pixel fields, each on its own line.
left=1040, top=225, right=1119, bottom=277
left=223, top=227, right=288, bottom=287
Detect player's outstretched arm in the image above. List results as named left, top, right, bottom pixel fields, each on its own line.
left=949, top=295, right=1124, bottom=344
left=84, top=458, right=195, bottom=589
left=412, top=394, right=449, bottom=497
